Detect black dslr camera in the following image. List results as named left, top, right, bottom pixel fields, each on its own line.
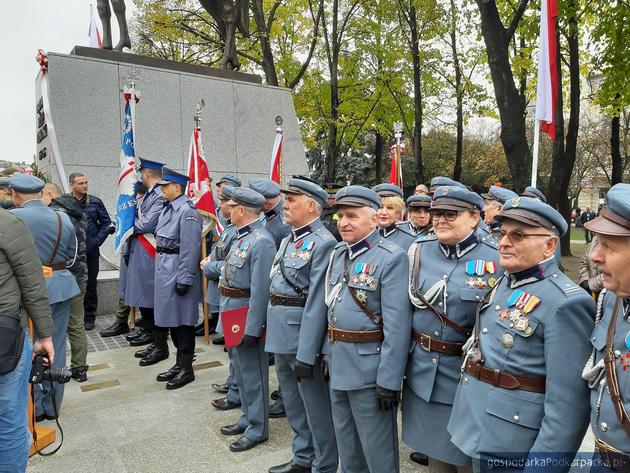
left=30, top=354, right=71, bottom=384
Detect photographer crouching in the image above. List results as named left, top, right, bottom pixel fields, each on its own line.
left=0, top=207, right=54, bottom=473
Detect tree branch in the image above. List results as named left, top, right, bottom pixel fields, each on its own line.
left=506, top=0, right=530, bottom=44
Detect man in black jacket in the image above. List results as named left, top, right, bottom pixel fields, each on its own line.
left=68, top=172, right=112, bottom=330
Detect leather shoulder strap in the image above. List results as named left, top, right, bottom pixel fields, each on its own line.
left=343, top=252, right=381, bottom=326
left=604, top=297, right=630, bottom=438
left=278, top=237, right=305, bottom=296
left=48, top=211, right=63, bottom=265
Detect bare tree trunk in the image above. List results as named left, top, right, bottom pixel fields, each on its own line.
left=375, top=131, right=384, bottom=183
left=450, top=0, right=463, bottom=181
left=611, top=115, right=623, bottom=184
left=251, top=0, right=279, bottom=85
left=409, top=5, right=425, bottom=185
left=325, top=0, right=340, bottom=182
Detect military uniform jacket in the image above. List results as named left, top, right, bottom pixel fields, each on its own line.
left=219, top=219, right=275, bottom=337
left=123, top=185, right=166, bottom=308
left=406, top=232, right=500, bottom=405
left=264, top=199, right=291, bottom=249
left=265, top=219, right=336, bottom=364
left=153, top=195, right=202, bottom=327
left=448, top=258, right=595, bottom=462
left=203, top=220, right=238, bottom=311
left=378, top=223, right=415, bottom=252
left=588, top=290, right=630, bottom=452
left=11, top=199, right=79, bottom=305
left=326, top=229, right=412, bottom=392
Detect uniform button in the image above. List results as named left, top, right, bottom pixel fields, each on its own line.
left=475, top=295, right=480, bottom=300
left=552, top=274, right=558, bottom=278
left=510, top=323, right=514, bottom=328
left=433, top=330, right=440, bottom=337
left=432, top=358, right=437, bottom=365
left=438, top=302, right=443, bottom=307
left=377, top=347, right=380, bottom=352
left=600, top=422, right=608, bottom=432
left=337, top=297, right=341, bottom=301
left=495, top=305, right=501, bottom=311
left=615, top=350, right=622, bottom=357
left=442, top=275, right=448, bottom=279
left=463, top=377, right=469, bottom=384
left=513, top=415, right=520, bottom=422
left=592, top=336, right=597, bottom=342
left=481, top=328, right=488, bottom=334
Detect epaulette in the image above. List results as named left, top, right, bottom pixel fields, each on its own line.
left=548, top=272, right=585, bottom=297
left=417, top=233, right=437, bottom=243
left=479, top=234, right=499, bottom=249
left=377, top=240, right=401, bottom=254
left=334, top=241, right=346, bottom=250
left=396, top=222, right=416, bottom=237
left=186, top=200, right=196, bottom=209
left=315, top=227, right=333, bottom=241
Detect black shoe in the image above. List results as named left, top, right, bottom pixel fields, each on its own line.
left=220, top=423, right=246, bottom=436
left=84, top=320, right=95, bottom=331
left=270, top=390, right=280, bottom=401
left=100, top=320, right=129, bottom=337
left=134, top=344, right=154, bottom=359
left=165, top=354, right=195, bottom=390
left=194, top=322, right=216, bottom=336
left=212, top=397, right=240, bottom=410
left=268, top=461, right=311, bottom=473
left=211, top=383, right=229, bottom=394
left=71, top=368, right=88, bottom=383
left=229, top=436, right=268, bottom=452
left=269, top=401, right=286, bottom=418
left=126, top=327, right=148, bottom=342
left=129, top=330, right=154, bottom=347
left=410, top=452, right=429, bottom=466
left=139, top=332, right=169, bottom=366
left=35, top=413, right=56, bottom=422
left=156, top=359, right=181, bottom=382
left=212, top=336, right=225, bottom=345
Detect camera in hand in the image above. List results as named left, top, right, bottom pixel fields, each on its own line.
left=30, top=354, right=71, bottom=384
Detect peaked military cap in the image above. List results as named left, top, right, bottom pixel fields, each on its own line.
left=249, top=178, right=281, bottom=198
left=219, top=185, right=235, bottom=200
left=521, top=186, right=547, bottom=203
left=157, top=168, right=190, bottom=186
left=281, top=178, right=328, bottom=207
left=9, top=173, right=45, bottom=193
left=228, top=187, right=266, bottom=208
left=218, top=175, right=241, bottom=187
left=335, top=185, right=381, bottom=211
left=431, top=185, right=484, bottom=212
left=429, top=176, right=466, bottom=193
left=584, top=183, right=630, bottom=237
left=497, top=196, right=568, bottom=236
left=0, top=176, right=9, bottom=189
left=481, top=185, right=518, bottom=204
left=372, top=183, right=404, bottom=198
left=407, top=194, right=432, bottom=209
left=138, top=157, right=165, bottom=170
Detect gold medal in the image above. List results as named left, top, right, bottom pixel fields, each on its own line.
left=359, top=273, right=367, bottom=283
left=501, top=333, right=514, bottom=349
left=515, top=317, right=529, bottom=332
left=356, top=290, right=368, bottom=303
left=487, top=277, right=497, bottom=288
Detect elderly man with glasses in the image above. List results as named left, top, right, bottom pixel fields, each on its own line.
left=448, top=196, right=595, bottom=472
left=403, top=184, right=500, bottom=473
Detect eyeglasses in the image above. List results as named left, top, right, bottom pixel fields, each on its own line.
left=432, top=210, right=459, bottom=222
left=499, top=229, right=554, bottom=242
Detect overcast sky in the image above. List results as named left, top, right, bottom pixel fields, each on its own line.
left=0, top=1, right=136, bottom=164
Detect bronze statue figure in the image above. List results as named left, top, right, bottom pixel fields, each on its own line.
left=199, top=0, right=249, bottom=70
left=97, top=0, right=131, bottom=51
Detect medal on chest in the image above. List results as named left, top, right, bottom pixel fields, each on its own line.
left=616, top=332, right=630, bottom=371
left=352, top=262, right=377, bottom=290
left=498, top=289, right=541, bottom=335
left=235, top=240, right=250, bottom=259
left=465, top=259, right=497, bottom=289
left=290, top=239, right=314, bottom=261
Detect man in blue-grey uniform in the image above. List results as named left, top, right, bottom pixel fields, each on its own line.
left=582, top=183, right=630, bottom=471
left=266, top=178, right=338, bottom=473
left=429, top=176, right=466, bottom=194
left=215, top=175, right=242, bottom=227
left=405, top=194, right=433, bottom=237
left=201, top=185, right=242, bottom=410
left=249, top=177, right=291, bottom=417
left=448, top=196, right=595, bottom=472
left=325, top=185, right=412, bottom=473
left=149, top=168, right=202, bottom=390
left=403, top=185, right=500, bottom=473
left=481, top=185, right=518, bottom=238
left=372, top=183, right=416, bottom=251
left=10, top=173, right=80, bottom=419
left=111, top=158, right=166, bottom=349
left=218, top=187, right=276, bottom=452
left=519, top=186, right=562, bottom=263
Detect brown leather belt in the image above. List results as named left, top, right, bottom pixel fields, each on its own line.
left=464, top=359, right=546, bottom=394
left=270, top=293, right=306, bottom=307
left=327, top=325, right=384, bottom=343
left=595, top=437, right=629, bottom=470
left=219, top=285, right=251, bottom=298
left=43, top=262, right=66, bottom=271
left=412, top=330, right=463, bottom=356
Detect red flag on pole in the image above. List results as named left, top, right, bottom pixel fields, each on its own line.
left=535, top=0, right=558, bottom=141
left=186, top=127, right=222, bottom=234
left=388, top=144, right=404, bottom=188
left=88, top=4, right=102, bottom=48
left=269, top=128, right=283, bottom=184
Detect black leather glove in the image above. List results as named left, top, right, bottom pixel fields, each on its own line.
left=320, top=356, right=329, bottom=383
left=293, top=360, right=314, bottom=382
left=123, top=253, right=129, bottom=266
left=579, top=281, right=591, bottom=293
left=175, top=283, right=190, bottom=296
left=240, top=334, right=259, bottom=348
left=375, top=385, right=398, bottom=411
left=107, top=223, right=116, bottom=235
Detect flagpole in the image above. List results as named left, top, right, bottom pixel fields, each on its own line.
left=277, top=127, right=283, bottom=186
left=531, top=120, right=540, bottom=187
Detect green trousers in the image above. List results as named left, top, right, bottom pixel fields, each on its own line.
left=67, top=281, right=88, bottom=372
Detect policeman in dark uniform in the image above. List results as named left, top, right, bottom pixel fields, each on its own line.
left=150, top=168, right=202, bottom=390
left=321, top=183, right=342, bottom=242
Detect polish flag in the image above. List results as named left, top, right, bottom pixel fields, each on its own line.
left=535, top=0, right=558, bottom=141
left=388, top=143, right=404, bottom=188
left=269, top=129, right=283, bottom=184
left=88, top=4, right=102, bottom=48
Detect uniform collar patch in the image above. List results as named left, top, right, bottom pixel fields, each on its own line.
left=380, top=223, right=398, bottom=238
left=440, top=231, right=479, bottom=259
left=292, top=218, right=319, bottom=240
left=346, top=229, right=379, bottom=260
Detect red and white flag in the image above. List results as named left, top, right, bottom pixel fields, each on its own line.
left=535, top=0, right=558, bottom=141
left=88, top=4, right=102, bottom=48
left=269, top=129, right=283, bottom=184
left=388, top=143, right=404, bottom=188
left=186, top=127, right=222, bottom=234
